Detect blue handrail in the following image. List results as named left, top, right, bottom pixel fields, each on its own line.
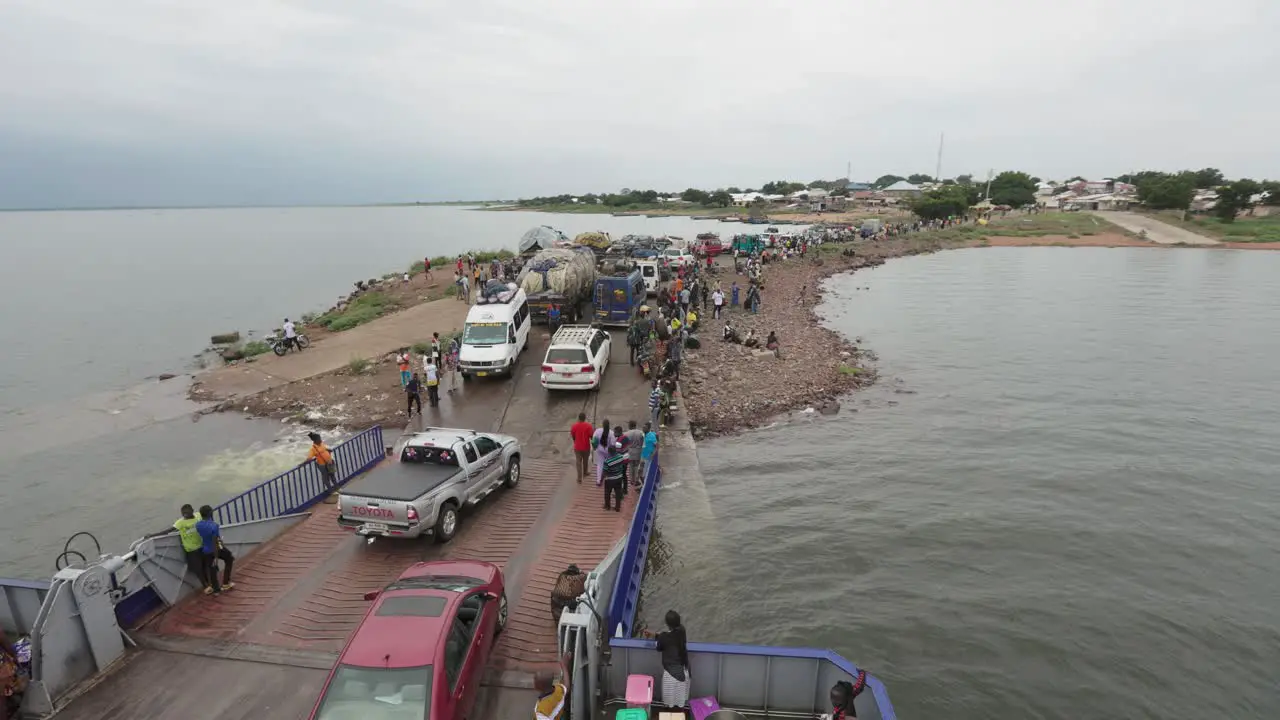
left=607, top=447, right=660, bottom=636
left=211, top=426, right=385, bottom=525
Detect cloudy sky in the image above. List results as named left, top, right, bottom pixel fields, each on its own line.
left=2, top=0, right=1276, bottom=208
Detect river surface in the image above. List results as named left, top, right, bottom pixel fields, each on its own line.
left=0, top=206, right=734, bottom=578
left=643, top=247, right=1280, bottom=719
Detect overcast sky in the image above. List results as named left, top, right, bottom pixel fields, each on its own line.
left=2, top=0, right=1277, bottom=208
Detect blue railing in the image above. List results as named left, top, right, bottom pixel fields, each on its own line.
left=212, top=426, right=385, bottom=525
left=607, top=447, right=660, bottom=637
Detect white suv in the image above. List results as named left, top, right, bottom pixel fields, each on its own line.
left=661, top=246, right=696, bottom=269
left=540, top=325, right=611, bottom=390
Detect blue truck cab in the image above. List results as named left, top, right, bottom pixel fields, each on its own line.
left=593, top=270, right=645, bottom=327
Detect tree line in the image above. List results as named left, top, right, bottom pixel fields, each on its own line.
left=1114, top=169, right=1279, bottom=223
left=516, top=168, right=1278, bottom=222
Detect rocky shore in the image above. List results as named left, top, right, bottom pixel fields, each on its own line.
left=681, top=233, right=974, bottom=438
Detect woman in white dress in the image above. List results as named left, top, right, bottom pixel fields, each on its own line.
left=655, top=610, right=691, bottom=709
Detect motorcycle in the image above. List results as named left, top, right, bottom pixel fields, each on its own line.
left=268, top=333, right=310, bottom=356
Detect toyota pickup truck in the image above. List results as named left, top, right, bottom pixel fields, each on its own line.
left=337, top=427, right=522, bottom=543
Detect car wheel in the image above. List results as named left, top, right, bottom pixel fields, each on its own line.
left=504, top=458, right=521, bottom=488
left=434, top=503, right=458, bottom=544
left=497, top=592, right=508, bottom=634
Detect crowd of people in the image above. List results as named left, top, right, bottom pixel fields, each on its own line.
left=396, top=331, right=463, bottom=417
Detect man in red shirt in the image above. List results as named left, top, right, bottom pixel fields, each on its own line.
left=569, top=412, right=595, bottom=484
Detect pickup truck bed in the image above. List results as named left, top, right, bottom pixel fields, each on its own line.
left=342, top=462, right=461, bottom=501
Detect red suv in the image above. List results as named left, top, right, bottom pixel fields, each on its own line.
left=308, top=561, right=508, bottom=720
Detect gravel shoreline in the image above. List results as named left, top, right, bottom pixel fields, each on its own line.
left=682, top=234, right=972, bottom=439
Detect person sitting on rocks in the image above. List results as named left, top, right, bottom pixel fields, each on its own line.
left=766, top=331, right=779, bottom=351
left=722, top=321, right=741, bottom=344
left=743, top=329, right=760, bottom=348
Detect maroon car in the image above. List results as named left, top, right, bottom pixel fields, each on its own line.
left=308, top=560, right=508, bottom=720
left=695, top=235, right=724, bottom=257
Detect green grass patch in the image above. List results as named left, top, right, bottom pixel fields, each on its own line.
left=348, top=356, right=372, bottom=374
left=838, top=364, right=861, bottom=375
left=1137, top=210, right=1280, bottom=243
left=315, top=292, right=400, bottom=332
left=241, top=340, right=271, bottom=357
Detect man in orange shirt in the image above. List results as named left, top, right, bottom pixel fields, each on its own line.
left=308, top=432, right=338, bottom=498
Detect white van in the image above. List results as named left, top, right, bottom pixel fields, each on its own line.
left=459, top=285, right=530, bottom=380
left=635, top=259, right=660, bottom=295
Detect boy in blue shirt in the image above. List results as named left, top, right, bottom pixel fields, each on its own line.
left=195, top=505, right=236, bottom=595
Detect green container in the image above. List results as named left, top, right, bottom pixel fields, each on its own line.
left=615, top=709, right=648, bottom=720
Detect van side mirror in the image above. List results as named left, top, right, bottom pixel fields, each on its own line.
left=363, top=590, right=380, bottom=601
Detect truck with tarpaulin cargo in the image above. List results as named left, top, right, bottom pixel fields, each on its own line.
left=515, top=246, right=598, bottom=324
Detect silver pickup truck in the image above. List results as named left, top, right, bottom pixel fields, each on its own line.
left=337, top=427, right=521, bottom=543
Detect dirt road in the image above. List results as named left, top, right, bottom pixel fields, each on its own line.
left=1089, top=211, right=1220, bottom=245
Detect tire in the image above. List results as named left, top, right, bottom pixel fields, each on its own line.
left=272, top=343, right=288, bottom=357
left=296, top=335, right=311, bottom=349
left=461, top=373, right=472, bottom=382
left=504, top=458, right=521, bottom=489
left=496, top=592, right=508, bottom=634
left=433, top=503, right=458, bottom=544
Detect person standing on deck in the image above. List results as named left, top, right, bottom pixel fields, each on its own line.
left=622, top=420, right=644, bottom=488
left=641, top=422, right=658, bottom=485
left=308, top=432, right=338, bottom=498
left=648, top=382, right=662, bottom=431
left=645, top=610, right=691, bottom=710
left=424, top=359, right=440, bottom=407
left=446, top=335, right=461, bottom=393
left=533, top=653, right=573, bottom=720
left=160, top=504, right=209, bottom=592
left=405, top=372, right=423, bottom=416
left=195, top=505, right=235, bottom=595
left=591, top=420, right=614, bottom=487
left=627, top=311, right=646, bottom=366
left=569, top=413, right=594, bottom=484
left=602, top=441, right=628, bottom=512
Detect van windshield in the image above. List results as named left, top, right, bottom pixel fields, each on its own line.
left=463, top=322, right=509, bottom=344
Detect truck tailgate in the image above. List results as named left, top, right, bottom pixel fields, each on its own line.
left=339, top=494, right=412, bottom=526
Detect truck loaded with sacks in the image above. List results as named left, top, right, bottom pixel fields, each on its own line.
left=515, top=245, right=599, bottom=324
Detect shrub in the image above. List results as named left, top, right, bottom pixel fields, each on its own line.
left=316, top=292, right=398, bottom=332
left=241, top=341, right=271, bottom=357
left=838, top=364, right=861, bottom=375
left=410, top=341, right=433, bottom=355
left=348, top=356, right=372, bottom=374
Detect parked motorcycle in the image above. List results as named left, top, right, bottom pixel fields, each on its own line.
left=268, top=333, right=310, bottom=356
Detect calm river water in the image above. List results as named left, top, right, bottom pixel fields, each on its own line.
left=643, top=247, right=1280, bottom=719
left=0, top=206, right=732, bottom=578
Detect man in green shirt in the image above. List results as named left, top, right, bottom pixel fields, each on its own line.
left=172, top=504, right=209, bottom=591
